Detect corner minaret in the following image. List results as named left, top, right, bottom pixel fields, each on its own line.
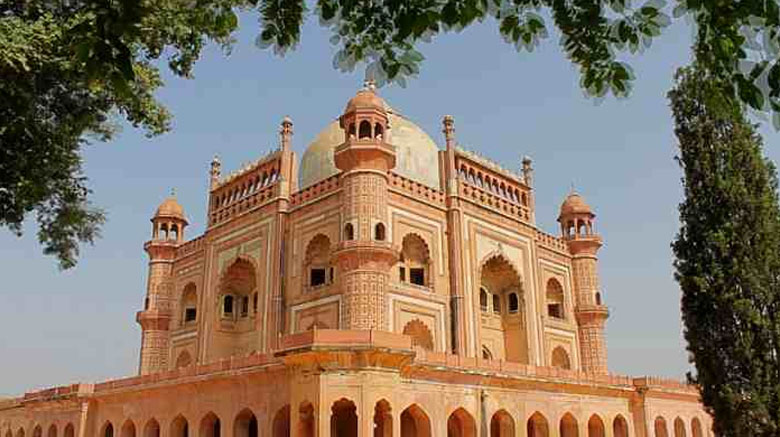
left=558, top=192, right=609, bottom=374
left=333, top=82, right=397, bottom=330
left=137, top=193, right=188, bottom=375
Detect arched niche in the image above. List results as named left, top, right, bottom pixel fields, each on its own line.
left=479, top=254, right=528, bottom=363
left=560, top=413, right=578, bottom=437
left=447, top=408, right=476, bottom=437
left=330, top=399, right=357, bottom=437
left=490, top=410, right=515, bottom=437
left=402, top=319, right=434, bottom=351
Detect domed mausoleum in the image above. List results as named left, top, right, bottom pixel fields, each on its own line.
left=0, top=86, right=710, bottom=437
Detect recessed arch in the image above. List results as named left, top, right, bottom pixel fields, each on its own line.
left=298, top=403, right=314, bottom=437
left=170, top=415, right=189, bottom=437
left=490, top=409, right=515, bottom=437
left=399, top=234, right=431, bottom=287
left=374, top=123, right=384, bottom=139
left=344, top=223, right=355, bottom=241
left=272, top=405, right=290, bottom=437
left=6, top=430, right=14, bottom=437
left=176, top=350, right=193, bottom=369
left=330, top=398, right=357, bottom=437
left=691, top=418, right=702, bottom=437
left=447, top=408, right=476, bottom=437
left=374, top=399, right=392, bottom=437
left=359, top=120, right=372, bottom=139
left=613, top=415, right=629, bottom=437
left=588, top=414, right=605, bottom=437
left=16, top=429, right=25, bottom=437
left=199, top=412, right=220, bottom=437
left=47, top=425, right=56, bottom=437
left=654, top=417, right=668, bottom=437
left=180, top=282, right=197, bottom=325
left=527, top=412, right=549, bottom=437
left=234, top=409, right=257, bottom=437
left=546, top=278, right=564, bottom=319
left=120, top=421, right=135, bottom=437
left=400, top=404, right=431, bottom=437
left=374, top=222, right=386, bottom=241
left=480, top=253, right=527, bottom=363
left=305, top=233, right=332, bottom=288
left=101, top=423, right=114, bottom=437
left=62, top=425, right=74, bottom=437
left=143, top=420, right=159, bottom=437
left=560, top=413, right=578, bottom=437
left=551, top=346, right=571, bottom=370
left=674, top=417, right=686, bottom=437
left=402, top=319, right=434, bottom=351
left=33, top=426, right=41, bottom=437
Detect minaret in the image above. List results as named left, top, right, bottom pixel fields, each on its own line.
left=333, top=82, right=397, bottom=330
left=136, top=193, right=188, bottom=375
left=558, top=191, right=609, bottom=374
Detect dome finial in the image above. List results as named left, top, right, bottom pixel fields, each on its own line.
left=170, top=187, right=176, bottom=197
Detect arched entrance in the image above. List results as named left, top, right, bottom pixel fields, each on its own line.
left=143, top=420, right=160, bottom=437
left=560, top=413, right=578, bottom=437
left=447, top=408, right=476, bottom=437
left=490, top=410, right=515, bottom=437
left=234, top=409, right=257, bottom=437
left=655, top=417, right=668, bottom=437
left=120, top=421, right=136, bottom=437
left=613, top=415, right=629, bottom=437
left=400, top=405, right=431, bottom=437
left=63, top=425, right=74, bottom=437
left=527, top=412, right=550, bottom=437
left=299, top=402, right=315, bottom=437
left=373, top=400, right=392, bottom=437
left=691, top=418, right=703, bottom=437
left=588, top=415, right=605, bottom=437
left=674, top=418, right=686, bottom=437
left=480, top=255, right=528, bottom=363
left=330, top=399, right=357, bottom=437
left=199, top=413, right=220, bottom=437
left=272, top=406, right=290, bottom=437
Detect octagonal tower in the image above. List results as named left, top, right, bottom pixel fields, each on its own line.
left=333, top=83, right=398, bottom=330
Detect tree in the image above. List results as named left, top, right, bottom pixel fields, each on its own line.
left=671, top=66, right=780, bottom=436
left=4, top=0, right=780, bottom=268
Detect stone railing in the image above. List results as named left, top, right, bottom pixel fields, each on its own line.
left=177, top=235, right=206, bottom=257
left=290, top=174, right=341, bottom=207
left=210, top=183, right=278, bottom=226
left=460, top=182, right=530, bottom=222
left=389, top=172, right=445, bottom=206
left=535, top=230, right=569, bottom=253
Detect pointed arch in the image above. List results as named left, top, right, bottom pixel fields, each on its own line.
left=399, top=234, right=431, bottom=287
left=374, top=399, right=392, bottom=437
left=330, top=398, right=357, bottom=437
left=143, top=420, right=159, bottom=437
left=401, top=404, right=431, bottom=437
left=588, top=415, right=605, bottom=437
left=359, top=120, right=372, bottom=139
left=560, top=413, right=578, bottom=437
left=674, top=418, right=686, bottom=437
left=447, top=408, right=476, bottom=437
left=63, top=425, right=74, bottom=437
left=480, top=252, right=527, bottom=363
left=176, top=350, right=193, bottom=369
left=546, top=278, right=565, bottom=319
left=121, top=421, right=135, bottom=437
left=527, top=412, right=549, bottom=437
left=402, top=319, right=434, bottom=350
left=199, top=412, right=220, bottom=437
left=170, top=415, right=189, bottom=437
left=691, top=418, right=702, bottom=437
left=305, top=234, right=332, bottom=288
left=613, top=415, right=629, bottom=437
left=272, top=405, right=290, bottom=437
left=47, top=425, right=56, bottom=437
left=654, top=417, right=668, bottom=437
left=100, top=423, right=113, bottom=437
left=490, top=409, right=515, bottom=437
left=180, top=282, right=197, bottom=325
left=234, top=409, right=257, bottom=437
left=298, top=403, right=314, bottom=437
left=33, top=426, right=41, bottom=437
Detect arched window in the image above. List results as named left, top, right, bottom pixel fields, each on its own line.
left=508, top=293, right=519, bottom=313
left=399, top=234, right=430, bottom=287
left=219, top=258, right=256, bottom=322
left=374, top=123, right=384, bottom=139
left=595, top=291, right=602, bottom=305
left=359, top=120, right=372, bottom=139
left=348, top=123, right=356, bottom=138
left=344, top=223, right=354, bottom=241
left=613, top=415, right=629, bottom=437
left=479, top=288, right=489, bottom=312
left=560, top=413, right=578, bottom=437
left=103, top=423, right=114, bottom=437
left=546, top=279, right=564, bottom=319
left=492, top=294, right=501, bottom=314
left=305, top=234, right=331, bottom=288
left=482, top=346, right=493, bottom=360
left=330, top=399, right=358, bottom=436
left=181, top=283, right=197, bottom=325
left=223, top=295, right=234, bottom=316
left=374, top=223, right=386, bottom=241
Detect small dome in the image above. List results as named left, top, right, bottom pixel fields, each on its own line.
left=154, top=196, right=187, bottom=223
left=344, top=89, right=386, bottom=113
left=300, top=111, right=441, bottom=189
left=559, top=192, right=593, bottom=219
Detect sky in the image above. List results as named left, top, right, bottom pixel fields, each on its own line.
left=2, top=11, right=779, bottom=396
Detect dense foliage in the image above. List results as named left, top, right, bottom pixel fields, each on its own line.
left=5, top=0, right=780, bottom=268
left=671, top=67, right=780, bottom=436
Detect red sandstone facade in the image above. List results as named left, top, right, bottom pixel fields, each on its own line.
left=0, top=86, right=710, bottom=437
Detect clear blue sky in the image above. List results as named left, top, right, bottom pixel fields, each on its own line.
left=2, top=12, right=778, bottom=396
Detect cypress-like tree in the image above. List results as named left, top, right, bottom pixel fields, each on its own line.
left=670, top=67, right=780, bottom=436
